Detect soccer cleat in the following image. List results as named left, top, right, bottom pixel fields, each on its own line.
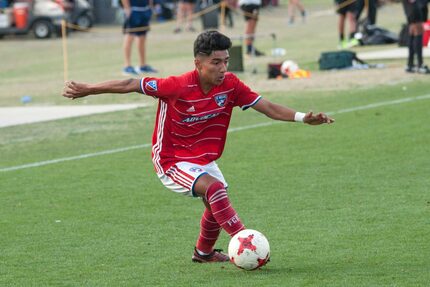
left=173, top=27, right=181, bottom=34
left=405, top=65, right=416, bottom=73
left=192, top=248, right=229, bottom=263
left=139, top=65, right=158, bottom=73
left=417, top=65, right=430, bottom=74
left=349, top=38, right=360, bottom=47
left=123, top=66, right=138, bottom=76
left=341, top=38, right=359, bottom=49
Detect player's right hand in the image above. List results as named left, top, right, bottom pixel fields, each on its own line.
left=62, top=81, right=90, bottom=99
left=303, top=111, right=334, bottom=125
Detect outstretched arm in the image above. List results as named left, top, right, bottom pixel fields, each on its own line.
left=62, top=78, right=142, bottom=100
left=252, top=98, right=334, bottom=125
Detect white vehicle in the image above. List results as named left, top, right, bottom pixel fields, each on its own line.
left=0, top=0, right=65, bottom=39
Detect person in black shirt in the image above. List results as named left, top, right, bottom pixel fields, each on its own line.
left=355, top=0, right=377, bottom=26
left=402, top=0, right=429, bottom=74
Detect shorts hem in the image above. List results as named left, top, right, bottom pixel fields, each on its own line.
left=191, top=172, right=208, bottom=197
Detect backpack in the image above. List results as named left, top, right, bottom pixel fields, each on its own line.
left=361, top=25, right=399, bottom=45
left=318, top=51, right=365, bottom=70
left=267, top=63, right=282, bottom=78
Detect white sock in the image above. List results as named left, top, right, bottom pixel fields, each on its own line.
left=196, top=248, right=211, bottom=256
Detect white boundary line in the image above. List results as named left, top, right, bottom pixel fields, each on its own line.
left=1, top=94, right=430, bottom=173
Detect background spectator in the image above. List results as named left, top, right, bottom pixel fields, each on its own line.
left=402, top=0, right=429, bottom=73
left=335, top=0, right=359, bottom=48
left=355, top=0, right=378, bottom=26
left=287, top=0, right=306, bottom=25
left=174, top=0, right=197, bottom=33
left=239, top=0, right=265, bottom=56
left=122, top=0, right=157, bottom=75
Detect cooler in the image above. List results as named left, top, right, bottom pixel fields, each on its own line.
left=13, top=2, right=29, bottom=29
left=0, top=10, right=12, bottom=28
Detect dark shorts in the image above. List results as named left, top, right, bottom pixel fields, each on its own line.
left=179, top=0, right=197, bottom=4
left=123, top=9, right=152, bottom=36
left=240, top=4, right=260, bottom=21
left=335, top=0, right=357, bottom=15
left=402, top=0, right=427, bottom=23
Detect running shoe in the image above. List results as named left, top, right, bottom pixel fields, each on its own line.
left=417, top=65, right=430, bottom=74
left=122, top=66, right=138, bottom=76
left=139, top=65, right=158, bottom=73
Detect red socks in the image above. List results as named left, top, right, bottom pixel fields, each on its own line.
left=195, top=181, right=245, bottom=253
left=196, top=208, right=222, bottom=254
left=205, top=181, right=245, bottom=237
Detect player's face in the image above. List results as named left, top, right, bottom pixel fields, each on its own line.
left=196, top=50, right=229, bottom=90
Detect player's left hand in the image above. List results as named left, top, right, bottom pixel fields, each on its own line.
left=304, top=111, right=334, bottom=125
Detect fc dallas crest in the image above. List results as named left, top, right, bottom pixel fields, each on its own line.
left=214, top=94, right=227, bottom=107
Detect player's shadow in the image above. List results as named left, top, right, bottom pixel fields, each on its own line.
left=222, top=264, right=293, bottom=275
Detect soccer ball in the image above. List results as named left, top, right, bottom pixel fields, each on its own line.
left=228, top=229, right=270, bottom=270
left=280, top=60, right=299, bottom=76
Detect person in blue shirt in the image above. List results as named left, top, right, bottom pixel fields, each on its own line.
left=122, top=0, right=158, bottom=75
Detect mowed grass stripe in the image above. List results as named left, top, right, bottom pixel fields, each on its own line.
left=1, top=93, right=429, bottom=173
left=1, top=90, right=428, bottom=286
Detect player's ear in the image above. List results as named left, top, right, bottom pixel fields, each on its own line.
left=194, top=58, right=202, bottom=70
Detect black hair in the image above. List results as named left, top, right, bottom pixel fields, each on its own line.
left=193, top=30, right=232, bottom=57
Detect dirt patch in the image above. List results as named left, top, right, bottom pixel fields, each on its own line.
left=246, top=66, right=416, bottom=93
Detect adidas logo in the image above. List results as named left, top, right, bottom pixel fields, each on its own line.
left=186, top=106, right=195, bottom=112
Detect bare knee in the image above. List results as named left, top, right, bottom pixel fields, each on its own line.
left=194, top=174, right=222, bottom=198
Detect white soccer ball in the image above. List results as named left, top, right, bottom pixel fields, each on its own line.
left=281, top=60, right=299, bottom=76
left=228, top=229, right=270, bottom=270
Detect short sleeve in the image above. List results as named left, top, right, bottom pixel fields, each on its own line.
left=233, top=77, right=262, bottom=110
left=140, top=76, right=178, bottom=100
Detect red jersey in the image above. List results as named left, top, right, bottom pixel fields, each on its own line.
left=140, top=70, right=261, bottom=174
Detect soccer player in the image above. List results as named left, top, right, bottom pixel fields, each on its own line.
left=402, top=0, right=430, bottom=74
left=62, top=30, right=334, bottom=263
left=335, top=0, right=359, bottom=49
left=239, top=0, right=265, bottom=56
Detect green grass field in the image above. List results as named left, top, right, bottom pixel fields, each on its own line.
left=1, top=1, right=430, bottom=286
